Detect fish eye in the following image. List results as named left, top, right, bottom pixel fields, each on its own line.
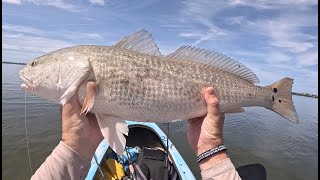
left=31, top=61, right=36, bottom=67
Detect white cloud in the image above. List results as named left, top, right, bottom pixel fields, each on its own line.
left=266, top=18, right=316, bottom=53
left=88, top=0, right=104, bottom=6
left=261, top=16, right=317, bottom=67
left=2, top=24, right=44, bottom=35
left=229, top=0, right=317, bottom=9
left=266, top=51, right=291, bottom=63
left=179, top=32, right=202, bottom=38
left=82, top=17, right=95, bottom=21
left=25, top=0, right=82, bottom=12
left=229, top=50, right=265, bottom=57
left=2, top=24, right=103, bottom=40
left=160, top=0, right=318, bottom=70
left=3, top=33, right=24, bottom=38
left=3, top=33, right=73, bottom=53
left=243, top=61, right=318, bottom=94
left=46, top=23, right=92, bottom=27
left=62, top=32, right=104, bottom=40
left=2, top=24, right=65, bottom=53
left=223, top=8, right=317, bottom=68
left=179, top=30, right=226, bottom=46
left=172, top=0, right=318, bottom=94
left=296, top=48, right=318, bottom=66
left=175, top=0, right=318, bottom=68
left=85, top=33, right=103, bottom=38
left=2, top=23, right=105, bottom=62
left=2, top=49, right=43, bottom=63
left=2, top=0, right=21, bottom=4
left=225, top=16, right=246, bottom=25
left=2, top=0, right=83, bottom=12
left=165, top=0, right=230, bottom=45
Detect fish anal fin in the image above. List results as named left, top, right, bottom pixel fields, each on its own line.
left=224, top=107, right=245, bottom=113
left=80, top=81, right=97, bottom=115
left=113, top=30, right=162, bottom=57
left=95, top=114, right=129, bottom=156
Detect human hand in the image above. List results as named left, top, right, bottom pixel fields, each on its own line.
left=187, top=87, right=228, bottom=169
left=61, top=93, right=103, bottom=160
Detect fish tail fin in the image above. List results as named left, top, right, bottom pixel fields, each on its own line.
left=265, top=77, right=299, bottom=123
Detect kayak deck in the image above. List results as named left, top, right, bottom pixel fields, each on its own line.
left=85, top=121, right=195, bottom=180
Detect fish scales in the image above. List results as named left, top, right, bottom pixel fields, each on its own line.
left=77, top=46, right=272, bottom=118
left=78, top=46, right=204, bottom=122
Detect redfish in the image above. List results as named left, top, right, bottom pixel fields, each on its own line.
left=19, top=30, right=298, bottom=155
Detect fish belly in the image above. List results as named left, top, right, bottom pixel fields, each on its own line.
left=77, top=78, right=207, bottom=123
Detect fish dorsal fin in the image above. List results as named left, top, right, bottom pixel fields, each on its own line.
left=113, top=30, right=162, bottom=57
left=166, top=45, right=260, bottom=84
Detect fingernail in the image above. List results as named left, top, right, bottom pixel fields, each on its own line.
left=207, top=87, right=214, bottom=95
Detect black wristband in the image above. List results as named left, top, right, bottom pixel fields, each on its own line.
left=196, top=145, right=227, bottom=163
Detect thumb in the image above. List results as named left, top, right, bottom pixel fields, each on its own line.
left=204, top=87, right=220, bottom=116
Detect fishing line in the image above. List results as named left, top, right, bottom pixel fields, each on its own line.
left=166, top=122, right=170, bottom=179
left=24, top=92, right=33, bottom=175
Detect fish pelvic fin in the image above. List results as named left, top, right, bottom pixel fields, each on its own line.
left=80, top=81, right=97, bottom=115
left=265, top=77, right=299, bottom=124
left=95, top=114, right=129, bottom=156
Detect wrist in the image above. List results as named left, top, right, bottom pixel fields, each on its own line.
left=194, top=139, right=229, bottom=171
left=62, top=132, right=98, bottom=160
left=195, top=138, right=224, bottom=156
left=198, top=151, right=229, bottom=170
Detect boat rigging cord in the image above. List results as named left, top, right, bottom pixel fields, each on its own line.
left=24, top=92, right=33, bottom=175
left=93, top=154, right=106, bottom=180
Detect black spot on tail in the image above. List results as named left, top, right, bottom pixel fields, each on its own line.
left=273, top=88, right=278, bottom=93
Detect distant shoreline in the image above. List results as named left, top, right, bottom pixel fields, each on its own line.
left=292, top=92, right=318, bottom=98
left=2, top=61, right=26, bottom=65
left=2, top=61, right=318, bottom=98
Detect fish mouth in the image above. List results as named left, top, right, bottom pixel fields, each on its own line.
left=20, top=76, right=35, bottom=90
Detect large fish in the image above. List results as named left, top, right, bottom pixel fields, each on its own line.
left=19, top=30, right=298, bottom=155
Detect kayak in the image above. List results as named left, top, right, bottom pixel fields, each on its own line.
left=85, top=121, right=195, bottom=180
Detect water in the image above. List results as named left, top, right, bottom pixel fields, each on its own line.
left=2, top=64, right=318, bottom=180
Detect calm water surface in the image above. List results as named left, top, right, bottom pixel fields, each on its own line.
left=2, top=64, right=318, bottom=180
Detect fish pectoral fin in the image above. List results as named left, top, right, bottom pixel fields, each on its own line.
left=224, top=107, right=245, bottom=113
left=80, top=81, right=97, bottom=115
left=59, top=55, right=92, bottom=105
left=95, top=114, right=129, bottom=156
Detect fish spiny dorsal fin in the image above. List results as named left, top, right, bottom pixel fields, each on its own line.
left=166, top=45, right=260, bottom=84
left=113, top=30, right=162, bottom=57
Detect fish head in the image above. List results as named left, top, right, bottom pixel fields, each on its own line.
left=19, top=48, right=91, bottom=104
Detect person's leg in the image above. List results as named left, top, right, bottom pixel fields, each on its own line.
left=236, top=164, right=267, bottom=180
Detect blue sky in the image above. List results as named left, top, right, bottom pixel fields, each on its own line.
left=2, top=0, right=318, bottom=94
